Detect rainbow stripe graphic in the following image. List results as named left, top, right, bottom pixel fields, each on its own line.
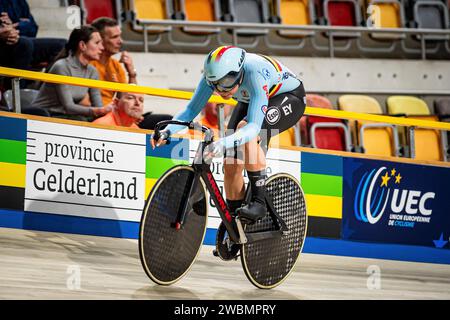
left=0, top=116, right=27, bottom=211
left=207, top=46, right=236, bottom=64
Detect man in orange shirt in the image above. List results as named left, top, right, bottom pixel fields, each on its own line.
left=90, top=17, right=137, bottom=106
left=93, top=91, right=144, bottom=128
left=189, top=96, right=232, bottom=139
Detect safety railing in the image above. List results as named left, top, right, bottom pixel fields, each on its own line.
left=1, top=66, right=449, bottom=161
left=135, top=19, right=450, bottom=59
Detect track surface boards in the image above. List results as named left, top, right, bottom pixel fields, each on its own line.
left=1, top=228, right=449, bottom=300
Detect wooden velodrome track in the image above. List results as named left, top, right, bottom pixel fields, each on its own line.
left=1, top=227, right=449, bottom=300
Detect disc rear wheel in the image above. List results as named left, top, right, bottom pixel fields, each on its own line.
left=241, top=173, right=308, bottom=289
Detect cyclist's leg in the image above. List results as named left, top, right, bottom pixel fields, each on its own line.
left=237, top=122, right=269, bottom=222
left=259, top=83, right=307, bottom=153
left=239, top=83, right=306, bottom=222
left=223, top=102, right=248, bottom=213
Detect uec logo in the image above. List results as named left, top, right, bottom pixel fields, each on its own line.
left=354, top=167, right=435, bottom=224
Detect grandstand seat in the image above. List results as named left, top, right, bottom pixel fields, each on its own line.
left=307, top=115, right=353, bottom=151
left=338, top=94, right=383, bottom=114
left=434, top=97, right=450, bottom=160
left=387, top=95, right=430, bottom=115
left=387, top=96, right=444, bottom=160
left=175, top=0, right=221, bottom=34
left=271, top=0, right=316, bottom=38
left=407, top=0, right=450, bottom=40
left=3, top=89, right=50, bottom=117
left=269, top=127, right=299, bottom=147
left=130, top=0, right=172, bottom=33
left=338, top=94, right=401, bottom=157
left=322, top=0, right=363, bottom=38
left=408, top=115, right=444, bottom=161
left=366, top=0, right=406, bottom=40
left=301, top=94, right=334, bottom=145
left=81, top=0, right=119, bottom=24
left=3, top=89, right=39, bottom=111
left=434, top=97, right=450, bottom=120
left=223, top=0, right=270, bottom=36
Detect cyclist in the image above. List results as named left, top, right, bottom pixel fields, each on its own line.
left=151, top=46, right=306, bottom=223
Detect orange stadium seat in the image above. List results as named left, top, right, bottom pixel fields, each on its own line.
left=434, top=97, right=450, bottom=160
left=408, top=115, right=444, bottom=161
left=338, top=94, right=400, bottom=157
left=177, top=0, right=221, bottom=34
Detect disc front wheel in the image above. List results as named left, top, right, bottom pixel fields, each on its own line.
left=139, top=165, right=208, bottom=285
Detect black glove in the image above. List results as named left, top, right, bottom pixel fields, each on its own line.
left=151, top=129, right=171, bottom=147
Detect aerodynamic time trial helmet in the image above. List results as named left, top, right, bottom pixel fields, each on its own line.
left=204, top=46, right=246, bottom=92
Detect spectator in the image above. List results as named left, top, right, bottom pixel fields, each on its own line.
left=93, top=91, right=144, bottom=128
left=188, top=94, right=233, bottom=138
left=0, top=0, right=66, bottom=71
left=90, top=17, right=137, bottom=106
left=0, top=14, right=33, bottom=88
left=32, top=25, right=111, bottom=121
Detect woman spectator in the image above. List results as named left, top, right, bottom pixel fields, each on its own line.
left=32, top=25, right=111, bottom=121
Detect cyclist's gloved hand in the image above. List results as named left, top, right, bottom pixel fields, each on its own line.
left=203, top=141, right=224, bottom=163
left=151, top=129, right=171, bottom=149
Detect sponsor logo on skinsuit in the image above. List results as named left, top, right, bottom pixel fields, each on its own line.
left=265, top=107, right=280, bottom=125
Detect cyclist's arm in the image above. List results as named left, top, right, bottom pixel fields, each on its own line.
left=165, top=77, right=214, bottom=134
left=219, top=71, right=268, bottom=149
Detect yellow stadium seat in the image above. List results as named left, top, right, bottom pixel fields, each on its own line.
left=387, top=96, right=431, bottom=155
left=366, top=0, right=405, bottom=40
left=134, top=0, right=167, bottom=19
left=387, top=96, right=431, bottom=116
left=338, top=94, right=399, bottom=157
left=359, top=124, right=400, bottom=157
left=275, top=0, right=314, bottom=38
left=131, top=0, right=171, bottom=33
left=280, top=0, right=310, bottom=25
left=408, top=115, right=443, bottom=161
left=338, top=94, right=383, bottom=114
left=269, top=127, right=297, bottom=148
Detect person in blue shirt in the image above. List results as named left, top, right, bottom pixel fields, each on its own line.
left=0, top=0, right=66, bottom=75
left=152, top=46, right=306, bottom=223
left=0, top=0, right=37, bottom=37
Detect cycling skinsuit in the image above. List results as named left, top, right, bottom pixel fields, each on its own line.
left=165, top=53, right=306, bottom=155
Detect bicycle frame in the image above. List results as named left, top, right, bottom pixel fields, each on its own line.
left=154, top=120, right=288, bottom=245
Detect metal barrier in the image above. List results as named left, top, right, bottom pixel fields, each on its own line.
left=136, top=19, right=450, bottom=59
left=1, top=66, right=449, bottom=161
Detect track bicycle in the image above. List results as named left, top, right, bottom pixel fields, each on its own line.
left=138, top=120, right=308, bottom=289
